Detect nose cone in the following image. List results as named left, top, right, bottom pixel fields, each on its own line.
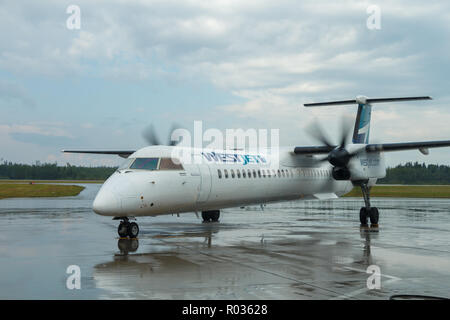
left=93, top=189, right=121, bottom=216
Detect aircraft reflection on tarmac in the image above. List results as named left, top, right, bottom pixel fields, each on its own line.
left=92, top=223, right=380, bottom=299
left=116, top=224, right=221, bottom=255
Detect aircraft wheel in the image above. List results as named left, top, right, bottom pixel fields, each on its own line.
left=202, top=210, right=220, bottom=223
left=369, top=207, right=379, bottom=225
left=211, top=210, right=220, bottom=222
left=118, top=222, right=129, bottom=238
left=128, top=222, right=139, bottom=238
left=359, top=207, right=368, bottom=225
left=202, top=212, right=211, bottom=222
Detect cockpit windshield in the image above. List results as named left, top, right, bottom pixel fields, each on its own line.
left=117, top=157, right=184, bottom=171
left=130, top=158, right=160, bottom=170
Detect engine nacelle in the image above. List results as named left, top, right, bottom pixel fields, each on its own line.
left=332, top=167, right=351, bottom=180
left=330, top=147, right=386, bottom=181
left=349, top=149, right=386, bottom=181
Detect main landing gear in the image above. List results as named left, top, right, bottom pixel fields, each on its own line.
left=358, top=183, right=379, bottom=227
left=202, top=210, right=220, bottom=223
left=114, top=217, right=139, bottom=238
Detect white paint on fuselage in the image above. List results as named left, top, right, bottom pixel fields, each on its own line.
left=92, top=146, right=353, bottom=217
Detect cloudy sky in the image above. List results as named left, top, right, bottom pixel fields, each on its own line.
left=1, top=0, right=449, bottom=167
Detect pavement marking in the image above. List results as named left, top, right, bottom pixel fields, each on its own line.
left=330, top=266, right=401, bottom=300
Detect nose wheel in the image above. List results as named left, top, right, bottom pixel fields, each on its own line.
left=202, top=210, right=220, bottom=223
left=115, top=217, right=139, bottom=238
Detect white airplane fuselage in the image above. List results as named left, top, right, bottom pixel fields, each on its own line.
left=92, top=145, right=359, bottom=217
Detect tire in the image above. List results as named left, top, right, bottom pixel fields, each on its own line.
left=118, top=222, right=129, bottom=238
left=369, top=207, right=379, bottom=224
left=359, top=208, right=368, bottom=225
left=202, top=210, right=220, bottom=222
left=128, top=222, right=139, bottom=238
left=202, top=212, right=211, bottom=222
left=211, top=210, right=220, bottom=222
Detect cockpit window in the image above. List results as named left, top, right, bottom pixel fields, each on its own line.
left=159, top=157, right=184, bottom=170
left=130, top=158, right=159, bottom=170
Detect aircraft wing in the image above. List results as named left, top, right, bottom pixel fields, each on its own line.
left=293, top=140, right=450, bottom=155
left=293, top=146, right=336, bottom=154
left=62, top=150, right=135, bottom=158
left=365, top=140, right=450, bottom=153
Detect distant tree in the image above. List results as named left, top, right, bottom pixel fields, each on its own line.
left=0, top=161, right=117, bottom=180
left=378, top=162, right=450, bottom=185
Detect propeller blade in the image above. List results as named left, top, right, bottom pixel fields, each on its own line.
left=142, top=125, right=161, bottom=146
left=339, top=116, right=353, bottom=149
left=168, top=123, right=184, bottom=146
left=305, top=120, right=334, bottom=147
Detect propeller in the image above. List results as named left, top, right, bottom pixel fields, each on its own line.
left=142, top=123, right=184, bottom=146
left=306, top=116, right=361, bottom=170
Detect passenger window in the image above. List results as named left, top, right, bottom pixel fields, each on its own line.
left=248, top=169, right=252, bottom=178
left=237, top=169, right=241, bottom=178
left=130, top=158, right=159, bottom=170
left=253, top=169, right=257, bottom=178
left=231, top=169, right=235, bottom=178
left=277, top=169, right=281, bottom=177
left=218, top=169, right=222, bottom=179
left=159, top=157, right=184, bottom=170
left=242, top=170, right=246, bottom=178
left=224, top=169, right=229, bottom=178
left=257, top=170, right=261, bottom=178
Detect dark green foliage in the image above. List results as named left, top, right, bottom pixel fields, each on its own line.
left=0, top=161, right=116, bottom=180
left=379, top=162, right=450, bottom=185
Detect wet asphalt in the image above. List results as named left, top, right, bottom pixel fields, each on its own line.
left=0, top=183, right=449, bottom=299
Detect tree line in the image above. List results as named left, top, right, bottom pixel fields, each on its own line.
left=0, top=161, right=450, bottom=184
left=0, top=161, right=116, bottom=180
left=378, top=162, right=450, bottom=185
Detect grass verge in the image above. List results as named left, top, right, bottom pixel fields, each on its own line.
left=0, top=183, right=85, bottom=199
left=344, top=185, right=450, bottom=198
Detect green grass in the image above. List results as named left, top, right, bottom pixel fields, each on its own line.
left=344, top=185, right=450, bottom=198
left=0, top=183, right=85, bottom=199
left=0, top=179, right=103, bottom=184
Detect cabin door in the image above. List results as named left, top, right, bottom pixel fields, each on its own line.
left=196, top=164, right=212, bottom=203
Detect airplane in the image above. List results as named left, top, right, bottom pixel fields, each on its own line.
left=63, top=96, right=450, bottom=238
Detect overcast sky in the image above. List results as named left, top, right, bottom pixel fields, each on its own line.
left=1, top=0, right=449, bottom=167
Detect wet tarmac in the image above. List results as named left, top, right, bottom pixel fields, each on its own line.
left=0, top=183, right=449, bottom=299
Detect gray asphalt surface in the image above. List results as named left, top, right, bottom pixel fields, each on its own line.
left=0, top=183, right=449, bottom=299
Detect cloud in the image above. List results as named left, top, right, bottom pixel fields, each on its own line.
left=0, top=0, right=449, bottom=166
left=9, top=132, right=75, bottom=147
left=0, top=80, right=36, bottom=108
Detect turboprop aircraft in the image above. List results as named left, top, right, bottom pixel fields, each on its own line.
left=63, top=96, right=450, bottom=238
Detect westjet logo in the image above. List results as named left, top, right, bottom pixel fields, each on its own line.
left=201, top=152, right=267, bottom=165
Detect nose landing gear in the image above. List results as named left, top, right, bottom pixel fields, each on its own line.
left=201, top=210, right=220, bottom=223
left=115, top=217, right=139, bottom=238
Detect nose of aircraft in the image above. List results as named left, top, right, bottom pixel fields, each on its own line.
left=93, top=189, right=121, bottom=216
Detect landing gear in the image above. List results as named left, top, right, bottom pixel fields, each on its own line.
left=202, top=210, right=220, bottom=223
left=115, top=217, right=139, bottom=238
left=359, top=207, right=379, bottom=225
left=358, top=183, right=379, bottom=227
